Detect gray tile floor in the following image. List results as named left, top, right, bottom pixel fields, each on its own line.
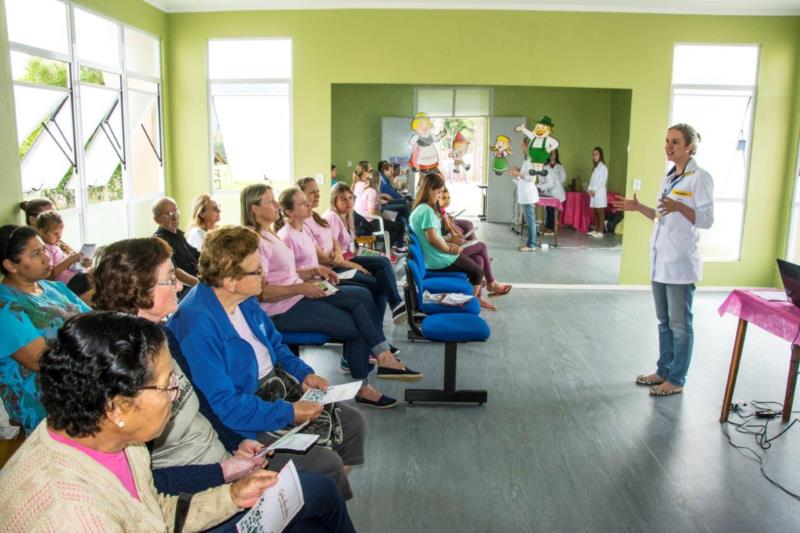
left=296, top=224, right=800, bottom=533
left=475, top=220, right=623, bottom=285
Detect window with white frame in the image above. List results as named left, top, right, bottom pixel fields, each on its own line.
left=669, top=44, right=759, bottom=261
left=415, top=86, right=491, bottom=117
left=208, top=39, right=292, bottom=191
left=786, top=139, right=800, bottom=263
left=4, top=0, right=163, bottom=245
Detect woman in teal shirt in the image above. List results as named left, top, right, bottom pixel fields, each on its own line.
left=0, top=225, right=89, bottom=432
left=409, top=173, right=494, bottom=310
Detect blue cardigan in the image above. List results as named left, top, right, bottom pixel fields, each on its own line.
left=167, top=283, right=314, bottom=440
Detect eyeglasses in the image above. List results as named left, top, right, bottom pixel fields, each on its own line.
left=240, top=267, right=264, bottom=278
left=155, top=273, right=179, bottom=287
left=161, top=210, right=180, bottom=219
left=139, top=371, right=179, bottom=401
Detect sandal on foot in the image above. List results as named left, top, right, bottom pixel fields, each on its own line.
left=635, top=374, right=666, bottom=386
left=488, top=284, right=512, bottom=297
left=649, top=384, right=683, bottom=396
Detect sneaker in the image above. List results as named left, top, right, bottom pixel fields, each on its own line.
left=392, top=245, right=408, bottom=254
left=589, top=231, right=603, bottom=239
left=391, top=302, right=408, bottom=325
left=377, top=366, right=423, bottom=381
left=518, top=245, right=536, bottom=252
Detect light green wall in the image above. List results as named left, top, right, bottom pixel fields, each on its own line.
left=609, top=90, right=632, bottom=195
left=331, top=84, right=413, bottom=183
left=0, top=0, right=167, bottom=226
left=331, top=83, right=631, bottom=193
left=168, top=10, right=799, bottom=286
left=0, top=0, right=21, bottom=225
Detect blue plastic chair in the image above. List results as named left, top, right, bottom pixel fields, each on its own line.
left=403, top=261, right=490, bottom=404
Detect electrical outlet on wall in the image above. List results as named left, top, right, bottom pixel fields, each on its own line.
left=632, top=179, right=642, bottom=191
left=347, top=160, right=352, bottom=167
left=315, top=173, right=324, bottom=184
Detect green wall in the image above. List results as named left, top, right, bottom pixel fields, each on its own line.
left=0, top=0, right=167, bottom=225
left=331, top=83, right=631, bottom=193
left=2, top=7, right=798, bottom=286
left=331, top=84, right=413, bottom=183
left=167, top=9, right=799, bottom=286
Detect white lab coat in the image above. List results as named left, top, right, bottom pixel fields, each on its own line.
left=516, top=159, right=539, bottom=205
left=538, top=163, right=566, bottom=202
left=588, top=162, right=608, bottom=208
left=649, top=158, right=714, bottom=284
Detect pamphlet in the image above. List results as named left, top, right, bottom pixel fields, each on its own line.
left=382, top=209, right=398, bottom=222
left=356, top=247, right=381, bottom=257
left=314, top=280, right=338, bottom=296
left=256, top=421, right=317, bottom=457
left=236, top=461, right=304, bottom=533
left=459, top=239, right=480, bottom=251
left=300, top=380, right=361, bottom=405
left=69, top=243, right=97, bottom=272
left=337, top=269, right=358, bottom=280
left=461, top=228, right=476, bottom=240
left=422, top=290, right=475, bottom=307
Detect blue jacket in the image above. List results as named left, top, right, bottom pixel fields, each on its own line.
left=167, top=283, right=314, bottom=439
left=380, top=174, right=402, bottom=199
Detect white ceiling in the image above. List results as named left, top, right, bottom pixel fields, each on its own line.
left=143, top=0, right=800, bottom=16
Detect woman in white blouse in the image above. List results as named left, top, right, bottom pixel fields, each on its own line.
left=587, top=147, right=608, bottom=238
left=539, top=149, right=567, bottom=231
left=186, top=194, right=221, bottom=251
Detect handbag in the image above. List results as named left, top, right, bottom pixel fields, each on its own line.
left=255, top=365, right=343, bottom=448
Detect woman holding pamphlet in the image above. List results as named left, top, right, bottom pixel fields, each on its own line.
left=410, top=173, right=498, bottom=310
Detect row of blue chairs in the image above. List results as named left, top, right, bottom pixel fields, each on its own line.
left=403, top=231, right=491, bottom=404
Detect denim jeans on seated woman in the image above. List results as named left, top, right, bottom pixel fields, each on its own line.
left=652, top=281, right=695, bottom=387
left=271, top=285, right=390, bottom=380
left=338, top=255, right=403, bottom=319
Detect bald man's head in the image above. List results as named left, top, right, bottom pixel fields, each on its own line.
left=152, top=197, right=180, bottom=232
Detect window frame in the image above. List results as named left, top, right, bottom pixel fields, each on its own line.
left=413, top=86, right=494, bottom=118
left=206, top=37, right=294, bottom=194
left=667, top=42, right=760, bottom=262
left=5, top=0, right=164, bottom=243
left=786, top=138, right=800, bottom=262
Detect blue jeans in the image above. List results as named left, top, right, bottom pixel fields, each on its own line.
left=271, top=286, right=389, bottom=380
left=652, top=281, right=695, bottom=387
left=338, top=255, right=403, bottom=319
left=522, top=203, right=537, bottom=247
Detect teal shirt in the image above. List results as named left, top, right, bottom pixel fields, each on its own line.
left=0, top=281, right=89, bottom=432
left=410, top=203, right=458, bottom=270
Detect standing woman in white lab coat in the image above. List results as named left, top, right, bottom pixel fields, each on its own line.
left=612, top=124, right=714, bottom=396
left=587, top=147, right=608, bottom=238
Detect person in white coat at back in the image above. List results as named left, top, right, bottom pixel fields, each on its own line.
left=539, top=149, right=567, bottom=232
left=587, top=146, right=608, bottom=238
left=612, top=123, right=713, bottom=396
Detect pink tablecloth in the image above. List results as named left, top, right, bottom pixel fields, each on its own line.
left=538, top=196, right=563, bottom=211
left=718, top=289, right=800, bottom=344
left=562, top=192, right=591, bottom=232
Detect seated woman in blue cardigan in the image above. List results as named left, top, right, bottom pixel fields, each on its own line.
left=167, top=225, right=366, bottom=501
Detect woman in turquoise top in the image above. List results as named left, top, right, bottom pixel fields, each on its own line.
left=409, top=173, right=494, bottom=310
left=0, top=225, right=90, bottom=432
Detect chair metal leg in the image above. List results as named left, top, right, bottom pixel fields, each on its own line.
left=405, top=342, right=487, bottom=404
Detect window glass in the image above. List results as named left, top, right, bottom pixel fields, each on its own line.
left=74, top=7, right=120, bottom=69
left=10, top=51, right=68, bottom=87
left=128, top=88, right=162, bottom=197
left=211, top=83, right=290, bottom=190
left=673, top=45, right=759, bottom=86
left=79, top=80, right=124, bottom=203
left=5, top=0, right=69, bottom=54
left=124, top=27, right=160, bottom=78
left=416, top=88, right=454, bottom=117
left=208, top=39, right=291, bottom=79
left=454, top=88, right=490, bottom=117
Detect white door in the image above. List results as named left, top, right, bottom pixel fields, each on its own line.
left=486, top=117, right=526, bottom=223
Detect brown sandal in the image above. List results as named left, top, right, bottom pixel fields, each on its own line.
left=488, top=284, right=512, bottom=297
left=649, top=383, right=683, bottom=396
left=635, top=374, right=666, bottom=386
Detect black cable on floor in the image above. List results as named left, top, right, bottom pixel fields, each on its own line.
left=722, top=400, right=800, bottom=501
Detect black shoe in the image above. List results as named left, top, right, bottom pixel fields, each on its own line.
left=391, top=302, right=408, bottom=325
left=355, top=394, right=398, bottom=409
left=377, top=366, right=423, bottom=381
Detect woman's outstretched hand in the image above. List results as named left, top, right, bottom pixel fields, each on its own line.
left=611, top=194, right=640, bottom=212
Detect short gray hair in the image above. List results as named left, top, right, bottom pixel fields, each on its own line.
left=151, top=197, right=177, bottom=217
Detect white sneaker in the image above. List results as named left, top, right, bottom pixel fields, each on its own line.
left=518, top=245, right=536, bottom=252
left=589, top=231, right=603, bottom=238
